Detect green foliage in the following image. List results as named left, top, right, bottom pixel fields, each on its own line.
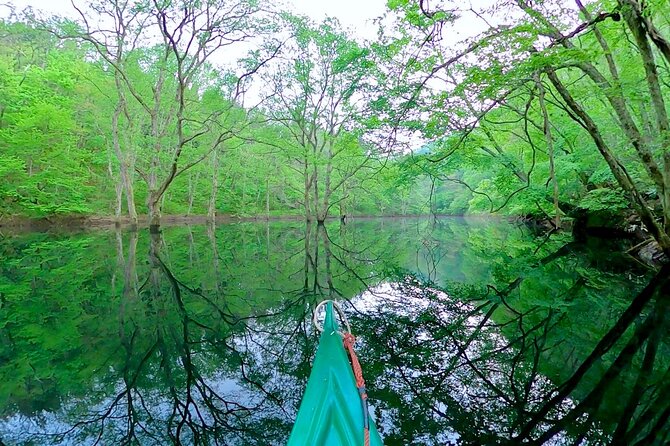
left=0, top=218, right=652, bottom=444
left=0, top=25, right=102, bottom=217
left=578, top=188, right=630, bottom=213
left=0, top=16, right=426, bottom=221
left=3, top=0, right=668, bottom=227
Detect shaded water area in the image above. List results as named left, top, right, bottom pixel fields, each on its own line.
left=0, top=217, right=668, bottom=445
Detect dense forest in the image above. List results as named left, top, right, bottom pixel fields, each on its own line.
left=2, top=1, right=670, bottom=444
left=1, top=0, right=670, bottom=253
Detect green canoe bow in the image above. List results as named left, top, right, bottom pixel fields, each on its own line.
left=287, top=301, right=383, bottom=446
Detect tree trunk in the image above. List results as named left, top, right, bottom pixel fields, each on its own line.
left=187, top=171, right=199, bottom=216
left=208, top=150, right=218, bottom=222
left=148, top=194, right=161, bottom=233
left=111, top=85, right=137, bottom=227
left=429, top=177, right=437, bottom=217
left=123, top=169, right=138, bottom=227
left=304, top=156, right=312, bottom=222
left=187, top=177, right=194, bottom=216
left=339, top=181, right=347, bottom=222
left=266, top=220, right=270, bottom=260
left=265, top=177, right=270, bottom=220
left=546, top=68, right=670, bottom=254
left=107, top=152, right=123, bottom=220
left=620, top=0, right=670, bottom=231
left=318, top=142, right=334, bottom=223
left=119, top=229, right=138, bottom=339
left=536, top=73, right=562, bottom=228
left=114, top=183, right=123, bottom=219
left=520, top=1, right=665, bottom=195
left=313, top=154, right=320, bottom=222
left=146, top=120, right=161, bottom=233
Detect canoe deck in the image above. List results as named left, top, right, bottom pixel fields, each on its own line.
left=287, top=301, right=383, bottom=446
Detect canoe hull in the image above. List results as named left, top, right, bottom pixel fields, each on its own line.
left=287, top=302, right=383, bottom=446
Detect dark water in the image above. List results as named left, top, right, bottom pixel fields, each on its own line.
left=0, top=217, right=668, bottom=445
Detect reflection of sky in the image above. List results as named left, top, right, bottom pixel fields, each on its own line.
left=0, top=282, right=464, bottom=445
left=350, top=282, right=579, bottom=445
left=0, top=218, right=634, bottom=445
left=0, top=328, right=302, bottom=445
left=0, top=279, right=605, bottom=446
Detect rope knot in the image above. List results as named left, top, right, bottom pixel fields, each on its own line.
left=343, top=332, right=356, bottom=349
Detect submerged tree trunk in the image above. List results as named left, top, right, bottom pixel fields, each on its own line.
left=303, top=222, right=312, bottom=290
left=187, top=225, right=196, bottom=264
left=207, top=222, right=219, bottom=293
left=118, top=229, right=138, bottom=340
left=125, top=230, right=139, bottom=299
left=148, top=231, right=163, bottom=304
left=147, top=193, right=161, bottom=233
left=112, top=228, right=123, bottom=290
left=318, top=224, right=335, bottom=297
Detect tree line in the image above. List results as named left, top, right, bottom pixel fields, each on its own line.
left=1, top=0, right=669, bottom=256
left=1, top=1, right=440, bottom=230
left=382, top=0, right=670, bottom=259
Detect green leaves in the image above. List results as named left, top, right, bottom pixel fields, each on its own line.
left=0, top=24, right=103, bottom=217
left=578, top=188, right=629, bottom=213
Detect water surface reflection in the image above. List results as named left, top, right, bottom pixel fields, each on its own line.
left=0, top=218, right=667, bottom=445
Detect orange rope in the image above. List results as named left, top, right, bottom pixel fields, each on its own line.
left=343, top=332, right=371, bottom=446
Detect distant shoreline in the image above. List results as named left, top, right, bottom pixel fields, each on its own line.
left=0, top=213, right=506, bottom=233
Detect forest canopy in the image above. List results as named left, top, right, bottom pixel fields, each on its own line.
left=0, top=0, right=669, bottom=256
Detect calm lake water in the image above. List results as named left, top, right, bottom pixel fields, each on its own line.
left=1, top=217, right=667, bottom=445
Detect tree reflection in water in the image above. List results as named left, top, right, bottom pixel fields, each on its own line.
left=0, top=218, right=667, bottom=445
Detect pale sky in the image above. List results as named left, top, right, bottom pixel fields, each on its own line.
left=2, top=0, right=388, bottom=40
